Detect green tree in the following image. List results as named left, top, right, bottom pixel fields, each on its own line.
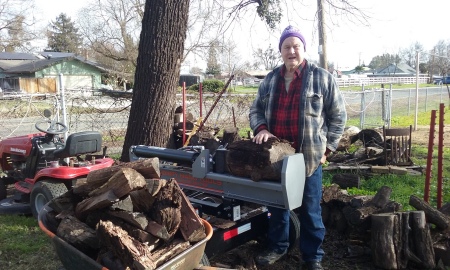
left=205, top=41, right=221, bottom=77
left=368, top=53, right=401, bottom=70
left=46, top=13, right=82, bottom=53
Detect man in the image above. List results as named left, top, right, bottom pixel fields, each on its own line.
left=249, top=25, right=347, bottom=270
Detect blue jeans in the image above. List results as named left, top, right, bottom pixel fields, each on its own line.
left=266, top=165, right=325, bottom=262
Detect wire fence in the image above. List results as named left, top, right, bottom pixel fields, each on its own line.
left=0, top=85, right=448, bottom=156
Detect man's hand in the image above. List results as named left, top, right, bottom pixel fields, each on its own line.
left=252, top=129, right=275, bottom=144
left=320, top=154, right=327, bottom=164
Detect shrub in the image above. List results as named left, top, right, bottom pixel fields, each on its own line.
left=192, top=79, right=225, bottom=93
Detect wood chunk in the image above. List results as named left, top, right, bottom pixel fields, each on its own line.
left=57, top=215, right=100, bottom=251
left=74, top=158, right=160, bottom=196
left=150, top=179, right=182, bottom=239
left=371, top=213, right=398, bottom=269
left=331, top=173, right=361, bottom=189
left=409, top=195, right=450, bottom=230
left=410, top=211, right=436, bottom=269
left=75, top=190, right=119, bottom=220
left=226, top=138, right=295, bottom=181
left=150, top=239, right=191, bottom=268
left=111, top=195, right=134, bottom=212
left=107, top=210, right=170, bottom=241
left=89, top=167, right=146, bottom=198
left=173, top=180, right=206, bottom=242
left=129, top=179, right=166, bottom=213
left=369, top=185, right=392, bottom=208
left=96, top=220, right=156, bottom=270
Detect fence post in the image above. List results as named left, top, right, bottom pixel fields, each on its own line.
left=408, top=88, right=411, bottom=116
left=387, top=83, right=392, bottom=128
left=360, top=84, right=365, bottom=129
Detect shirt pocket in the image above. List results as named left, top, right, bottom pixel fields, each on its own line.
left=305, top=92, right=323, bottom=117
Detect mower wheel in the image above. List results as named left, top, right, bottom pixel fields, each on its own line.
left=30, top=180, right=68, bottom=219
left=0, top=178, right=6, bottom=200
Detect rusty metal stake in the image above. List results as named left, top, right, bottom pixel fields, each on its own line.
left=424, top=110, right=436, bottom=203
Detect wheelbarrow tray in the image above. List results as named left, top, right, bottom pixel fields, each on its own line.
left=38, top=203, right=212, bottom=270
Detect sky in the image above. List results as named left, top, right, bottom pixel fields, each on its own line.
left=34, top=0, right=449, bottom=71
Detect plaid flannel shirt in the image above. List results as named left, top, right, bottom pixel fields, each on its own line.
left=249, top=60, right=347, bottom=177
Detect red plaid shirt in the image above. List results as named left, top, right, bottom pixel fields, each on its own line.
left=271, top=61, right=306, bottom=150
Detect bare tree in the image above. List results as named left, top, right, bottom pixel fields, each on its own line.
left=253, top=45, right=280, bottom=70
left=77, top=0, right=143, bottom=86
left=429, top=40, right=450, bottom=76
left=400, top=42, right=425, bottom=68
left=0, top=0, right=39, bottom=52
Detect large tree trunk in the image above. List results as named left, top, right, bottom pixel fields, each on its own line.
left=120, top=0, right=190, bottom=162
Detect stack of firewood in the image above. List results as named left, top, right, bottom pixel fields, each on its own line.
left=321, top=184, right=450, bottom=269
left=46, top=158, right=207, bottom=270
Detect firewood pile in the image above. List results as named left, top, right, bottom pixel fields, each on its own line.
left=321, top=184, right=450, bottom=269
left=44, top=158, right=209, bottom=270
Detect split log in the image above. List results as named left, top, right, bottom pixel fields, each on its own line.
left=173, top=180, right=206, bottom=242
left=221, top=127, right=241, bottom=146
left=409, top=195, right=450, bottom=230
left=371, top=213, right=398, bottom=269
left=355, top=128, right=383, bottom=147
left=409, top=211, right=436, bottom=269
left=110, top=195, right=134, bottom=212
left=88, top=167, right=146, bottom=198
left=226, top=138, right=295, bottom=181
left=337, top=126, right=360, bottom=151
left=439, top=202, right=450, bottom=216
left=75, top=190, right=119, bottom=220
left=129, top=179, right=166, bottom=213
left=74, top=158, right=160, bottom=196
left=369, top=185, right=392, bottom=208
left=150, top=179, right=182, bottom=239
left=107, top=210, right=170, bottom=241
left=331, top=173, right=360, bottom=189
left=96, top=220, right=156, bottom=270
left=350, top=195, right=374, bottom=208
left=57, top=215, right=100, bottom=252
left=150, top=239, right=191, bottom=267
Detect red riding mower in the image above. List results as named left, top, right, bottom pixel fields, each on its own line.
left=0, top=109, right=115, bottom=217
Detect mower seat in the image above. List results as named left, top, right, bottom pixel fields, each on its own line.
left=53, top=131, right=102, bottom=159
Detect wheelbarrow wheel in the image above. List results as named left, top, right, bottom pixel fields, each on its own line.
left=199, top=253, right=210, bottom=266
left=30, top=180, right=68, bottom=219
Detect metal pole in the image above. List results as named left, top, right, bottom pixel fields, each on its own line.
left=58, top=73, right=68, bottom=141
left=360, top=85, right=365, bottom=129
left=423, top=110, right=436, bottom=203
left=437, top=103, right=445, bottom=208
left=182, top=82, right=186, bottom=145
left=414, top=51, right=419, bottom=131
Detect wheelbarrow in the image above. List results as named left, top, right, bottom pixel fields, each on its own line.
left=38, top=203, right=213, bottom=270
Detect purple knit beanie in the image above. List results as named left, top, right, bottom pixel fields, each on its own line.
left=279, top=25, right=306, bottom=52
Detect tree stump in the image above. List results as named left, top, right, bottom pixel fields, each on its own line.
left=226, top=138, right=295, bottom=181
left=371, top=213, right=398, bottom=269
left=331, top=173, right=360, bottom=189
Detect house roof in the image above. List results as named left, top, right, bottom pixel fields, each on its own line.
left=376, top=63, right=416, bottom=75
left=0, top=52, right=40, bottom=60
left=2, top=56, right=109, bottom=74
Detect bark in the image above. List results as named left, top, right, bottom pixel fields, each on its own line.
left=226, top=138, right=295, bottom=181
left=331, top=173, right=361, bottom=189
left=120, top=0, right=191, bottom=161
left=409, top=195, right=450, bottom=230
left=409, top=211, right=436, bottom=269
left=88, top=167, right=146, bottom=198
left=371, top=213, right=398, bottom=269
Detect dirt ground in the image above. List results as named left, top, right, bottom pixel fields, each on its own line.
left=208, top=125, right=450, bottom=270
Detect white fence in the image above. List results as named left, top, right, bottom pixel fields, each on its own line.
left=336, top=76, right=429, bottom=87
